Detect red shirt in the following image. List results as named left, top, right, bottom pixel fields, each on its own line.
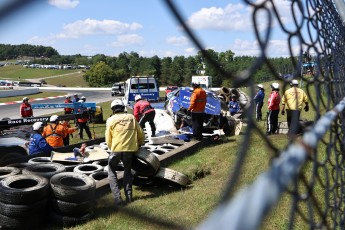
left=20, top=102, right=33, bottom=117
left=268, top=91, right=281, bottom=111
left=134, top=100, right=155, bottom=121
left=64, top=99, right=73, bottom=113
left=77, top=108, right=89, bottom=123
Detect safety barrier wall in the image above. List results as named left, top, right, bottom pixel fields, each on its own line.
left=0, top=87, right=39, bottom=98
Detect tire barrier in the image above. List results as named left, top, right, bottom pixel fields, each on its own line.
left=154, top=167, right=190, bottom=188
left=132, top=175, right=157, bottom=187
left=0, top=175, right=49, bottom=229
left=89, top=171, right=108, bottom=181
left=49, top=172, right=95, bottom=227
left=22, top=163, right=66, bottom=179
left=0, top=167, right=20, bottom=180
left=92, top=159, right=108, bottom=167
left=28, top=157, right=52, bottom=164
left=73, top=164, right=103, bottom=176
left=7, top=162, right=31, bottom=172
left=132, top=149, right=160, bottom=177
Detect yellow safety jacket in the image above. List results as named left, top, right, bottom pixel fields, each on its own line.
left=281, top=87, right=308, bottom=111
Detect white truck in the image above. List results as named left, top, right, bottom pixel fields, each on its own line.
left=191, top=76, right=212, bottom=89
left=122, top=76, right=159, bottom=105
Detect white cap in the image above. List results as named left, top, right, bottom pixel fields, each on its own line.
left=291, top=79, right=298, bottom=85
left=23, top=97, right=29, bottom=101
left=257, top=84, right=264, bottom=89
left=135, top=95, right=142, bottom=101
left=111, top=99, right=124, bottom=109
left=271, top=82, right=279, bottom=89
left=32, top=122, right=43, bottom=131
left=50, top=115, right=59, bottom=122
left=79, top=99, right=85, bottom=103
left=81, top=96, right=86, bottom=100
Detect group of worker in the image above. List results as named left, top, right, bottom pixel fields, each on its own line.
left=254, top=79, right=309, bottom=137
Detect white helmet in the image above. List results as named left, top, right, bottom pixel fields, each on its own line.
left=81, top=96, right=86, bottom=100
left=111, top=99, right=124, bottom=109
left=50, top=115, right=59, bottom=122
left=32, top=122, right=43, bottom=131
left=135, top=95, right=142, bottom=101
left=191, top=80, right=200, bottom=86
left=271, top=82, right=280, bottom=90
left=79, top=99, right=85, bottom=103
left=23, top=97, right=29, bottom=102
left=257, top=84, right=264, bottom=89
left=291, top=79, right=298, bottom=85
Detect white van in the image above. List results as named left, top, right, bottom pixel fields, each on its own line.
left=123, top=76, right=159, bottom=105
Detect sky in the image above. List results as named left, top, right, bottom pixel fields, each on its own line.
left=0, top=0, right=311, bottom=58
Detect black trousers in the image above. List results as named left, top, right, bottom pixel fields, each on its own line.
left=78, top=122, right=92, bottom=139
left=191, top=112, right=204, bottom=139
left=139, top=110, right=156, bottom=137
left=256, top=102, right=264, bottom=120
left=286, top=109, right=301, bottom=135
left=267, top=109, right=279, bottom=134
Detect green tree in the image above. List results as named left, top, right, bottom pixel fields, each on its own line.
left=84, top=61, right=115, bottom=87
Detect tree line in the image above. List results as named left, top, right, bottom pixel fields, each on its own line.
left=0, top=44, right=298, bottom=87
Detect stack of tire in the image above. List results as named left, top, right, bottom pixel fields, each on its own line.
left=49, top=172, right=96, bottom=227
left=0, top=174, right=50, bottom=229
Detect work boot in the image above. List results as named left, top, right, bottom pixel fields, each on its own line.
left=114, top=198, right=125, bottom=207
left=126, top=195, right=134, bottom=203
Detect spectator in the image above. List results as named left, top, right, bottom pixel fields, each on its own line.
left=64, top=95, right=73, bottom=114
left=20, top=97, right=33, bottom=118
left=76, top=98, right=92, bottom=140
left=188, top=81, right=206, bottom=140
left=266, top=82, right=281, bottom=135
left=228, top=95, right=241, bottom=116
left=72, top=93, right=80, bottom=103
left=26, top=122, right=53, bottom=155
left=42, top=115, right=77, bottom=147
left=254, top=84, right=265, bottom=121
left=281, top=79, right=309, bottom=137
left=106, top=99, right=145, bottom=205
left=133, top=95, right=156, bottom=137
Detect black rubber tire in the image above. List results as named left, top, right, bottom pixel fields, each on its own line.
left=89, top=171, right=108, bottom=181
left=73, top=164, right=103, bottom=176
left=219, top=87, right=231, bottom=95
left=49, top=210, right=94, bottom=227
left=132, top=149, right=160, bottom=177
left=0, top=212, right=44, bottom=230
left=28, top=157, right=52, bottom=164
left=224, top=118, right=236, bottom=136
left=0, top=146, right=28, bottom=166
left=0, top=199, right=47, bottom=217
left=50, top=172, right=96, bottom=203
left=7, top=162, right=31, bottom=171
left=50, top=198, right=94, bottom=216
left=133, top=175, right=157, bottom=187
left=0, top=174, right=49, bottom=205
left=22, top=163, right=66, bottom=179
left=92, top=159, right=108, bottom=167
left=0, top=167, right=21, bottom=180
left=154, top=167, right=190, bottom=188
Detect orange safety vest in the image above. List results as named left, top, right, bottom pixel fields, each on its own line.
left=188, top=87, right=207, bottom=113
left=42, top=123, right=68, bottom=147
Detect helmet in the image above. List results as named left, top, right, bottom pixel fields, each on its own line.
left=111, top=99, right=124, bottom=110
left=23, top=97, right=29, bottom=102
left=65, top=95, right=71, bottom=99
left=79, top=99, right=85, bottom=103
left=32, top=122, right=44, bottom=131
left=271, top=82, right=279, bottom=90
left=74, top=93, right=78, bottom=96
left=81, top=96, right=86, bottom=100
left=257, top=84, right=264, bottom=89
left=191, top=80, right=200, bottom=87
left=50, top=115, right=59, bottom=122
left=135, top=95, right=142, bottom=101
left=291, top=79, right=298, bottom=85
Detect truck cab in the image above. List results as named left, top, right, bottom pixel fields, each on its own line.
left=111, top=82, right=125, bottom=96
left=191, top=76, right=212, bottom=89
left=123, top=76, right=159, bottom=105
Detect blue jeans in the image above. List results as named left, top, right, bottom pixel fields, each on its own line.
left=108, top=152, right=134, bottom=202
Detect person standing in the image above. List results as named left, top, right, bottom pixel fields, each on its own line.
left=228, top=95, right=240, bottom=116
left=26, top=122, right=53, bottom=155
left=106, top=99, right=145, bottom=205
left=281, top=79, right=309, bottom=136
left=133, top=95, right=156, bottom=137
left=20, top=97, right=33, bottom=118
left=42, top=115, right=77, bottom=147
left=72, top=93, right=80, bottom=103
left=188, top=81, right=207, bottom=140
left=266, top=82, right=281, bottom=135
left=64, top=95, right=73, bottom=114
left=254, top=84, right=265, bottom=121
left=76, top=98, right=92, bottom=140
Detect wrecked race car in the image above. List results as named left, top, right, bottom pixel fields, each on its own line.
left=164, top=87, right=240, bottom=136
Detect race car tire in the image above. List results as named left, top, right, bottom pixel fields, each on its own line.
left=28, top=157, right=52, bottom=164
left=132, top=149, right=160, bottom=177
left=154, top=167, right=190, bottom=188
left=0, top=167, right=20, bottom=180
left=50, top=198, right=94, bottom=216
left=49, top=210, right=94, bottom=227
left=89, top=171, right=108, bottom=181
left=73, top=164, right=103, bottom=176
left=0, top=199, right=47, bottom=217
left=0, top=174, right=49, bottom=205
left=50, top=172, right=96, bottom=203
left=22, top=163, right=66, bottom=179
left=219, top=87, right=231, bottom=95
